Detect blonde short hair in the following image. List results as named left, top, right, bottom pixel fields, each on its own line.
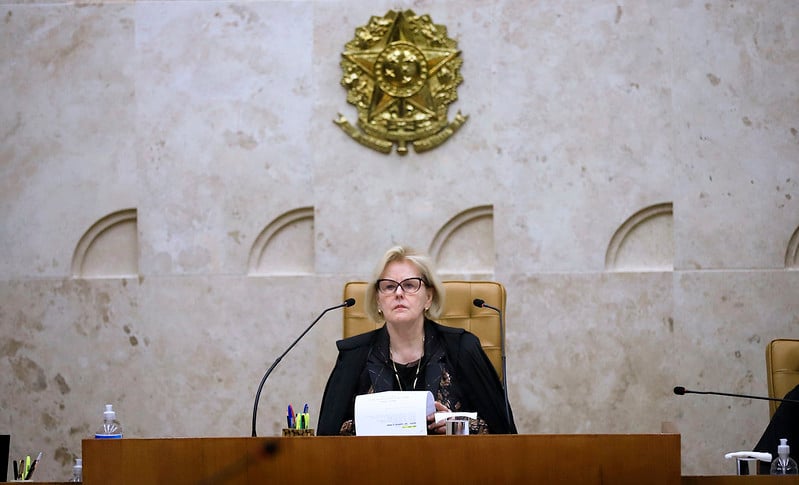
left=364, top=246, right=445, bottom=324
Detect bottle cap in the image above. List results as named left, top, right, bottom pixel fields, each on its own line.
left=104, top=404, right=116, bottom=420
left=778, top=438, right=790, bottom=455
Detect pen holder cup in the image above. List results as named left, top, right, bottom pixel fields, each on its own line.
left=445, top=418, right=469, bottom=436
left=282, top=428, right=315, bottom=437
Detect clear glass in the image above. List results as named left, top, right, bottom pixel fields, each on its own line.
left=376, top=277, right=425, bottom=294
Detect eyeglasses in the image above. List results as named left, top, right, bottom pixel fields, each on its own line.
left=376, top=277, right=426, bottom=294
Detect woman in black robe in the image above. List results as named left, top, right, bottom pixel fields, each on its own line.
left=318, top=246, right=516, bottom=436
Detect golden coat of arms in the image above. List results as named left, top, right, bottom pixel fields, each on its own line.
left=334, top=10, right=468, bottom=155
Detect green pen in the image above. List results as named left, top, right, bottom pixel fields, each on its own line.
left=27, top=452, right=42, bottom=479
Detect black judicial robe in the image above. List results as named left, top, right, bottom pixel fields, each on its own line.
left=318, top=319, right=517, bottom=435
left=754, top=384, right=799, bottom=473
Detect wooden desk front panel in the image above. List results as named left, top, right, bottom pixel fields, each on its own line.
left=83, top=434, right=681, bottom=484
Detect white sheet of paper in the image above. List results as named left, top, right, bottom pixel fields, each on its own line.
left=354, top=391, right=435, bottom=436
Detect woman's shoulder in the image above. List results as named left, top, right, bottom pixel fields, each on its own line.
left=336, top=327, right=381, bottom=351
left=428, top=320, right=480, bottom=345
left=430, top=320, right=465, bottom=335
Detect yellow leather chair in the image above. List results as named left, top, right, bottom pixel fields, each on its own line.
left=342, top=280, right=506, bottom=380
left=766, top=338, right=799, bottom=417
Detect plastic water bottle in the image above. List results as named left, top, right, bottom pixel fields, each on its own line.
left=770, top=438, right=799, bottom=475
left=70, top=458, right=83, bottom=482
left=94, top=404, right=123, bottom=439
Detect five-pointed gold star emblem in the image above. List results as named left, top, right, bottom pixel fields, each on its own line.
left=335, top=10, right=468, bottom=155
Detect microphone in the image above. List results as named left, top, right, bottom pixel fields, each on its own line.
left=251, top=298, right=356, bottom=437
left=673, top=386, right=799, bottom=405
left=473, top=298, right=511, bottom=429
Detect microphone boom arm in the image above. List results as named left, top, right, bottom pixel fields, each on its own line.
left=673, top=386, right=799, bottom=405
left=251, top=298, right=355, bottom=437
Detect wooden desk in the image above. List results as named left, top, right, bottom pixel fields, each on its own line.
left=83, top=434, right=680, bottom=484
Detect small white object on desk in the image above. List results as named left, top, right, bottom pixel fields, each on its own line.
left=724, top=451, right=772, bottom=462
left=434, top=411, right=477, bottom=423
left=724, top=450, right=772, bottom=476
left=435, top=412, right=477, bottom=435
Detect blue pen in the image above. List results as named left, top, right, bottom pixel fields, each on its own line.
left=288, top=404, right=295, bottom=428
left=303, top=403, right=308, bottom=414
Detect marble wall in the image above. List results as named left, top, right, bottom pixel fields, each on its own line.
left=1, top=0, right=797, bottom=479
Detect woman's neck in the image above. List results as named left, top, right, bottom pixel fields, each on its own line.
left=386, top=320, right=425, bottom=364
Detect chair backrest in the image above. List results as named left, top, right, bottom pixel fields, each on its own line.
left=343, top=280, right=506, bottom=380
left=766, top=338, right=799, bottom=417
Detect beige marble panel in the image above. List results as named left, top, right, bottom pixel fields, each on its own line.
left=502, top=272, right=676, bottom=435
left=671, top=2, right=799, bottom=270
left=135, top=2, right=317, bottom=276
left=123, top=275, right=343, bottom=439
left=491, top=1, right=675, bottom=273
left=0, top=4, right=138, bottom=279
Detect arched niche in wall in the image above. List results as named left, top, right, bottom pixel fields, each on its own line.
left=429, top=205, right=494, bottom=276
left=605, top=202, right=674, bottom=272
left=786, top=225, right=799, bottom=269
left=248, top=207, right=314, bottom=276
left=71, top=208, right=139, bottom=279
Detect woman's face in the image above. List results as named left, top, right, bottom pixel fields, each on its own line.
left=376, top=259, right=432, bottom=328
